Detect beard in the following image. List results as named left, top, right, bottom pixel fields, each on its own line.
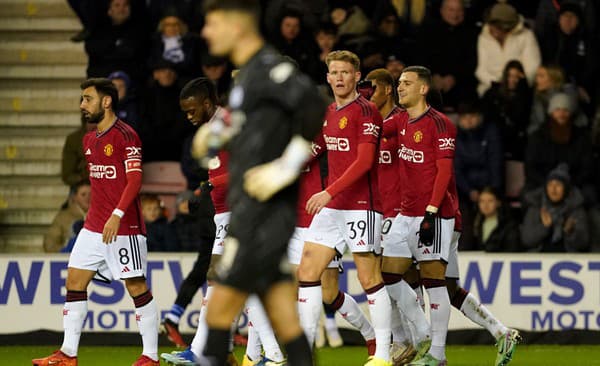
left=82, top=108, right=105, bottom=124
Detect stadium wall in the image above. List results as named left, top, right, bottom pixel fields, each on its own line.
left=1, top=253, right=600, bottom=345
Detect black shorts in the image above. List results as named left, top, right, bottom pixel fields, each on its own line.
left=216, top=196, right=296, bottom=295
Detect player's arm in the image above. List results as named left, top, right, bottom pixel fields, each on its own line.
left=419, top=119, right=456, bottom=246
left=102, top=145, right=143, bottom=244
left=244, top=70, right=327, bottom=202
left=306, top=142, right=376, bottom=215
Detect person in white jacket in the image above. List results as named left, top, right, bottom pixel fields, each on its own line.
left=475, top=2, right=540, bottom=96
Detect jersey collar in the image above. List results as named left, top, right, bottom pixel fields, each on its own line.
left=408, top=105, right=431, bottom=124
left=95, top=117, right=118, bottom=138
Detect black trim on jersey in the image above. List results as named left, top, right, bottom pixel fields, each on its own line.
left=428, top=110, right=447, bottom=134
left=356, top=96, right=373, bottom=117
left=434, top=217, right=441, bottom=254
left=408, top=106, right=431, bottom=124
left=95, top=117, right=118, bottom=138
left=92, top=270, right=111, bottom=284
left=114, top=120, right=135, bottom=142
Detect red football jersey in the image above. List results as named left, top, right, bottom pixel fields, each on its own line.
left=322, top=96, right=382, bottom=211
left=378, top=106, right=403, bottom=218
left=208, top=150, right=229, bottom=214
left=396, top=107, right=457, bottom=218
left=83, top=119, right=145, bottom=235
left=297, top=158, right=322, bottom=228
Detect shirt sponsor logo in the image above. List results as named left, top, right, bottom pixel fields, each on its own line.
left=398, top=144, right=424, bottom=163
left=89, top=163, right=117, bottom=179
left=379, top=150, right=392, bottom=164
left=125, top=146, right=142, bottom=158
left=438, top=138, right=455, bottom=150
left=339, top=116, right=348, bottom=129
left=325, top=135, right=350, bottom=152
left=104, top=144, right=114, bottom=156
left=413, top=131, right=423, bottom=143
left=362, top=122, right=380, bottom=137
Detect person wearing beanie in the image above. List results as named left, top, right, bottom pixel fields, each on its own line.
left=521, top=163, right=590, bottom=252
left=108, top=70, right=140, bottom=130
left=475, top=2, right=541, bottom=96
left=524, top=92, right=594, bottom=196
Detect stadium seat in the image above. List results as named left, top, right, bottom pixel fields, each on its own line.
left=141, top=161, right=187, bottom=194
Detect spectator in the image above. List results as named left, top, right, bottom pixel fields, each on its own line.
left=148, top=9, right=202, bottom=82
left=538, top=3, right=597, bottom=112
left=521, top=163, right=589, bottom=252
left=475, top=2, right=541, bottom=96
left=472, top=187, right=521, bottom=252
left=329, top=5, right=371, bottom=39
left=61, top=115, right=96, bottom=186
left=454, top=101, right=504, bottom=249
left=200, top=52, right=232, bottom=104
left=524, top=92, right=593, bottom=195
left=416, top=0, right=478, bottom=112
left=139, top=59, right=193, bottom=162
left=84, top=0, right=149, bottom=84
left=43, top=181, right=90, bottom=252
left=269, top=9, right=322, bottom=81
left=481, top=60, right=532, bottom=160
left=171, top=190, right=215, bottom=252
left=66, top=0, right=107, bottom=42
left=535, top=0, right=596, bottom=42
left=373, top=0, right=434, bottom=39
left=60, top=220, right=84, bottom=253
left=141, top=194, right=178, bottom=251
left=108, top=70, right=139, bottom=130
left=385, top=54, right=406, bottom=82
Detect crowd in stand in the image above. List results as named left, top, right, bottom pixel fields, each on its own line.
left=45, top=0, right=600, bottom=254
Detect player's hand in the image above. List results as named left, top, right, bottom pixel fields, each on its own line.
left=306, top=190, right=332, bottom=215
left=244, top=159, right=299, bottom=202
left=102, top=215, right=121, bottom=244
left=418, top=211, right=436, bottom=247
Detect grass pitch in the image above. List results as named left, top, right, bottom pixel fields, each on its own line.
left=6, top=345, right=600, bottom=366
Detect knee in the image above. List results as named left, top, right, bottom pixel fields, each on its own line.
left=297, top=262, right=323, bottom=282
left=125, top=277, right=148, bottom=297
left=357, top=271, right=381, bottom=290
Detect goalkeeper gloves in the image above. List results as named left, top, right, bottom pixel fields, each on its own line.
left=419, top=211, right=436, bottom=247
left=189, top=181, right=214, bottom=214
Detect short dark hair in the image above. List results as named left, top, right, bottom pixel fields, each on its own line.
left=179, top=77, right=219, bottom=104
left=401, top=66, right=432, bottom=87
left=203, top=0, right=260, bottom=20
left=80, top=78, right=118, bottom=110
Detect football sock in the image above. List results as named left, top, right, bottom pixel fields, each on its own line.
left=245, top=317, right=262, bottom=361
left=298, top=281, right=322, bottom=348
left=327, top=291, right=375, bottom=341
left=454, top=288, right=508, bottom=340
left=423, top=279, right=450, bottom=361
left=365, top=283, right=392, bottom=361
left=283, top=333, right=314, bottom=366
left=165, top=304, right=185, bottom=325
left=247, top=295, right=284, bottom=362
left=61, top=290, right=87, bottom=357
left=203, top=328, right=231, bottom=366
left=390, top=300, right=409, bottom=345
left=383, top=273, right=430, bottom=344
left=133, top=290, right=158, bottom=361
left=323, top=305, right=337, bottom=334
left=410, top=281, right=426, bottom=312
left=191, top=285, right=213, bottom=357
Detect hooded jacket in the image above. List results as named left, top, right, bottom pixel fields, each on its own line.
left=44, top=200, right=86, bottom=252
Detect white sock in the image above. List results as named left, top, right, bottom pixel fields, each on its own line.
left=337, top=292, right=375, bottom=341
left=414, top=285, right=425, bottom=311
left=386, top=280, right=430, bottom=343
left=366, top=285, right=392, bottom=361
left=61, top=300, right=87, bottom=357
left=191, top=286, right=213, bottom=358
left=246, top=295, right=284, bottom=362
left=245, top=320, right=262, bottom=361
left=460, top=292, right=508, bottom=340
left=390, top=300, right=409, bottom=345
left=324, top=315, right=338, bottom=334
left=135, top=297, right=159, bottom=361
left=298, top=282, right=322, bottom=347
left=425, top=285, right=450, bottom=361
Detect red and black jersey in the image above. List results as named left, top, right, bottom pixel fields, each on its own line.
left=83, top=119, right=145, bottom=235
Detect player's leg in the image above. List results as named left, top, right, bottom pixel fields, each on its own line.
left=321, top=268, right=343, bottom=348
left=245, top=295, right=285, bottom=362
left=353, top=252, right=392, bottom=364
left=162, top=240, right=212, bottom=348
left=124, top=276, right=159, bottom=364
left=243, top=304, right=262, bottom=365
left=444, top=232, right=519, bottom=366
left=297, top=241, right=337, bottom=346
left=404, top=265, right=424, bottom=311
left=262, top=281, right=314, bottom=366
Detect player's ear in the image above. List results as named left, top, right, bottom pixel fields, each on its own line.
left=102, top=95, right=110, bottom=109
left=355, top=71, right=361, bottom=83
left=420, top=83, right=429, bottom=96
left=385, top=84, right=392, bottom=96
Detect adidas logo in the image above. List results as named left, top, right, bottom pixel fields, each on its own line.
left=368, top=299, right=375, bottom=305
left=422, top=248, right=431, bottom=254
left=122, top=266, right=131, bottom=273
left=357, top=239, right=366, bottom=246
left=85, top=148, right=91, bottom=155
left=430, top=303, right=439, bottom=310
left=340, top=312, right=348, bottom=318
left=298, top=298, right=308, bottom=303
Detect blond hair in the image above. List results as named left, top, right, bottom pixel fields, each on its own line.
left=326, top=50, right=360, bottom=71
